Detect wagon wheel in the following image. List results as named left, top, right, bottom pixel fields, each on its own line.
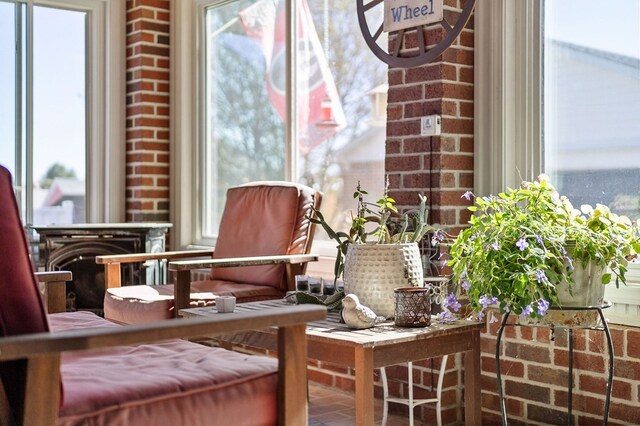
left=356, top=0, right=476, bottom=68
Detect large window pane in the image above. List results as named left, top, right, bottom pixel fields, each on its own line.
left=32, top=6, right=86, bottom=224
left=0, top=2, right=16, bottom=176
left=200, top=0, right=386, bottom=241
left=297, top=0, right=387, bottom=236
left=544, top=0, right=640, bottom=220
left=204, top=0, right=285, bottom=239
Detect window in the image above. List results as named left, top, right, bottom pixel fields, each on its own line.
left=175, top=0, right=386, bottom=246
left=0, top=0, right=124, bottom=225
left=475, top=0, right=640, bottom=324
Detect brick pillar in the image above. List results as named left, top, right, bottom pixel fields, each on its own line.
left=386, top=0, right=474, bottom=230
left=125, top=0, right=171, bottom=222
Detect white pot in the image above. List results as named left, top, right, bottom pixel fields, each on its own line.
left=536, top=261, right=607, bottom=328
left=343, top=243, right=423, bottom=318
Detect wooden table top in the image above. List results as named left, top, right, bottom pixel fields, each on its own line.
left=181, top=299, right=484, bottom=349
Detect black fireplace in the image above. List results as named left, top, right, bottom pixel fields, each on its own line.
left=31, top=223, right=171, bottom=313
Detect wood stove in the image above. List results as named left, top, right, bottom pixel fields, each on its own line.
left=31, top=223, right=171, bottom=313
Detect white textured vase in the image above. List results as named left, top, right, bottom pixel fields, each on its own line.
left=343, top=243, right=423, bottom=318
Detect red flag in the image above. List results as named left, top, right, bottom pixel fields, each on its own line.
left=239, top=0, right=345, bottom=154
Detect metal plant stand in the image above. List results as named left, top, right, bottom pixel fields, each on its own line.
left=495, top=302, right=614, bottom=426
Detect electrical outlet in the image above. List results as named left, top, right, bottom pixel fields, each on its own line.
left=421, top=115, right=441, bottom=136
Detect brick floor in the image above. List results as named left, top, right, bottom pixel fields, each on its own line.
left=309, top=382, right=428, bottom=425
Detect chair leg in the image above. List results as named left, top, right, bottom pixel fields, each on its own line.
left=436, top=355, right=448, bottom=426
left=380, top=366, right=389, bottom=426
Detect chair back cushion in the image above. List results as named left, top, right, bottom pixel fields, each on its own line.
left=0, top=165, right=51, bottom=410
left=0, top=165, right=50, bottom=335
left=211, top=182, right=320, bottom=291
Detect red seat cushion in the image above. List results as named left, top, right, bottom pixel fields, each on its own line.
left=52, top=311, right=279, bottom=426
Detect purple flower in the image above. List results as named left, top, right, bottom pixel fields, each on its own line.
left=476, top=310, right=485, bottom=320
left=535, top=269, right=546, bottom=283
left=461, top=280, right=471, bottom=291
left=478, top=294, right=498, bottom=309
left=565, top=255, right=574, bottom=271
left=461, top=191, right=474, bottom=201
left=520, top=304, right=533, bottom=318
left=485, top=241, right=499, bottom=251
left=443, top=293, right=461, bottom=312
left=489, top=312, right=499, bottom=324
left=535, top=235, right=544, bottom=245
left=537, top=299, right=550, bottom=316
left=436, top=310, right=457, bottom=324
left=516, top=238, right=529, bottom=251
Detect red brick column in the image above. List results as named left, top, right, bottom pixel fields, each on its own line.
left=383, top=1, right=474, bottom=423
left=386, top=0, right=474, bottom=230
left=125, top=0, right=171, bottom=222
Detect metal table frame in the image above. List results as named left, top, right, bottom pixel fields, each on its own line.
left=495, top=302, right=613, bottom=426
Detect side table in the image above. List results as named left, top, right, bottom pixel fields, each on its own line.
left=495, top=303, right=613, bottom=426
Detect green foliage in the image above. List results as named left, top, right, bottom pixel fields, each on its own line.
left=39, top=163, right=77, bottom=189
left=308, top=179, right=433, bottom=284
left=448, top=176, right=640, bottom=317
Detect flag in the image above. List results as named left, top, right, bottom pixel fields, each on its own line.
left=239, top=0, right=345, bottom=154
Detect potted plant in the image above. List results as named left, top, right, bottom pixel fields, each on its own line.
left=447, top=175, right=640, bottom=325
left=308, top=179, right=434, bottom=317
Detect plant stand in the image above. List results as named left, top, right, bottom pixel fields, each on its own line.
left=495, top=302, right=613, bottom=426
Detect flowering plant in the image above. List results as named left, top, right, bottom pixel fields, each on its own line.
left=447, top=176, right=640, bottom=320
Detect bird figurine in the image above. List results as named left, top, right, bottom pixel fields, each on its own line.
left=341, top=294, right=379, bottom=329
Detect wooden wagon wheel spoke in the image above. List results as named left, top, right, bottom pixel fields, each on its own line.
left=357, top=0, right=476, bottom=68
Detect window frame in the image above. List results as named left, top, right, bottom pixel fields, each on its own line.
left=172, top=0, right=302, bottom=248
left=6, top=0, right=125, bottom=223
left=474, top=0, right=640, bottom=325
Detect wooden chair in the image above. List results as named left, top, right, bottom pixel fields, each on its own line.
left=97, top=182, right=322, bottom=324
left=0, top=165, right=326, bottom=425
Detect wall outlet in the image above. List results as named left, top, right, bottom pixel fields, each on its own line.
left=421, top=115, right=441, bottom=136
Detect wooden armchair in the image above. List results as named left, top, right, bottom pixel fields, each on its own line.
left=97, top=182, right=322, bottom=324
left=0, top=165, right=326, bottom=425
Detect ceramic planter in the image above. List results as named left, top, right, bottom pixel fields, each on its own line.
left=343, top=242, right=423, bottom=318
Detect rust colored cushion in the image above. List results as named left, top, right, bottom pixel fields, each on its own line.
left=52, top=311, right=278, bottom=426
left=0, top=165, right=52, bottom=409
left=0, top=166, right=50, bottom=336
left=211, top=182, right=318, bottom=291
left=104, top=281, right=283, bottom=324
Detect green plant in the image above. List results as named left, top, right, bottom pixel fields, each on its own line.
left=448, top=176, right=640, bottom=319
left=308, top=179, right=432, bottom=283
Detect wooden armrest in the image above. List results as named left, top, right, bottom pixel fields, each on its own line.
left=34, top=271, right=72, bottom=282
left=170, top=254, right=320, bottom=315
left=95, top=249, right=215, bottom=265
left=0, top=304, right=326, bottom=360
left=168, top=254, right=319, bottom=271
left=0, top=305, right=326, bottom=426
left=97, top=249, right=215, bottom=290
left=35, top=271, right=71, bottom=314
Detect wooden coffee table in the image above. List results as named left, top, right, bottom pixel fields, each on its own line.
left=181, top=300, right=483, bottom=426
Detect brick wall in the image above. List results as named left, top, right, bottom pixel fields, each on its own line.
left=125, top=0, right=171, bottom=222
left=386, top=0, right=474, bottom=231
left=479, top=313, right=640, bottom=425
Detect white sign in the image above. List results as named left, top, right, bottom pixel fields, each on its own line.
left=383, top=0, right=443, bottom=33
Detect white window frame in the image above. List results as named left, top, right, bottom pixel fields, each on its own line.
left=171, top=0, right=303, bottom=249
left=8, top=0, right=124, bottom=223
left=474, top=0, right=640, bottom=326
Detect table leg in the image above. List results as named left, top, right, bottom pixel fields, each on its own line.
left=355, top=346, right=375, bottom=426
left=464, top=331, right=482, bottom=426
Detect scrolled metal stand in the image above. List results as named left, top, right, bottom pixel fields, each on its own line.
left=496, top=302, right=614, bottom=426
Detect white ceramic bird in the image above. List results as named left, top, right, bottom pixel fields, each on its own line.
left=341, top=294, right=378, bottom=329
